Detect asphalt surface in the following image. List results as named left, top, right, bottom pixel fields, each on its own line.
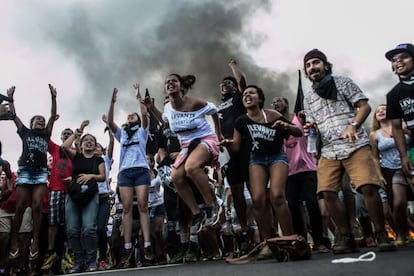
left=72, top=243, right=414, bottom=276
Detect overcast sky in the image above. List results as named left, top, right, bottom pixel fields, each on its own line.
left=0, top=0, right=412, bottom=180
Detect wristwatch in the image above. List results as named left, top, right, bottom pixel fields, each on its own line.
left=350, top=121, right=360, bottom=128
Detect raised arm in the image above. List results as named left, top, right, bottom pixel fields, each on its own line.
left=228, top=59, right=247, bottom=93
left=62, top=120, right=90, bottom=159
left=102, top=114, right=114, bottom=160
left=133, top=83, right=149, bottom=129
left=46, top=84, right=58, bottom=132
left=6, top=86, right=24, bottom=130
left=107, top=88, right=119, bottom=133
left=144, top=96, right=164, bottom=126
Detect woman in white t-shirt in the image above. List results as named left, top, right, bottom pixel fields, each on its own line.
left=162, top=74, right=224, bottom=261
left=107, top=84, right=153, bottom=267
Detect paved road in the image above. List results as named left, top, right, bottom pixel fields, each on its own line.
left=74, top=244, right=414, bottom=276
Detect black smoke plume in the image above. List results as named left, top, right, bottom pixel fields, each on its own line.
left=42, top=0, right=291, bottom=117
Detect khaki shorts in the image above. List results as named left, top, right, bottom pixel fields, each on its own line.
left=0, top=207, right=33, bottom=233
left=317, top=146, right=381, bottom=194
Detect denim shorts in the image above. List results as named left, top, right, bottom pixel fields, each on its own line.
left=118, top=167, right=150, bottom=187
left=249, top=151, right=288, bottom=168
left=149, top=204, right=166, bottom=221
left=16, top=166, right=48, bottom=185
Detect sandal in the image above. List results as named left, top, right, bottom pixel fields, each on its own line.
left=29, top=248, right=39, bottom=261
left=9, top=248, right=20, bottom=260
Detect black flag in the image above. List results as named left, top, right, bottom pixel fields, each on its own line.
left=294, top=70, right=304, bottom=115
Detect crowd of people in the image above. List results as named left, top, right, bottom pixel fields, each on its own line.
left=1, top=43, right=414, bottom=275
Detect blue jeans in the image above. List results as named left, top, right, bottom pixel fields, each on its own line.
left=65, top=194, right=99, bottom=266
left=97, top=196, right=110, bottom=261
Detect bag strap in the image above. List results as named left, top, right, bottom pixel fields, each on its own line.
left=225, top=241, right=266, bottom=265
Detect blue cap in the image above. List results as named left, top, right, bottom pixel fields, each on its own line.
left=385, top=43, right=414, bottom=61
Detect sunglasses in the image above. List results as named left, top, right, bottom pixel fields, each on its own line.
left=391, top=52, right=411, bottom=62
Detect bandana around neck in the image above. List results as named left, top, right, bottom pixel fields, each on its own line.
left=402, top=75, right=414, bottom=85
left=312, top=75, right=338, bottom=100
left=124, top=122, right=140, bottom=139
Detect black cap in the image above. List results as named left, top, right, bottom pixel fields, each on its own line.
left=304, top=49, right=328, bottom=65
left=385, top=43, right=414, bottom=61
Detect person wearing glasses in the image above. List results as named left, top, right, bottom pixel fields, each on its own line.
left=385, top=43, right=414, bottom=245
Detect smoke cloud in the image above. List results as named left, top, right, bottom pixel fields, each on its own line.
left=37, top=0, right=291, bottom=117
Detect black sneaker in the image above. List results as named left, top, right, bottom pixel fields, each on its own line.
left=238, top=231, right=253, bottom=255
left=190, top=211, right=206, bottom=234
left=144, top=245, right=155, bottom=262
left=184, top=241, right=200, bottom=262
left=119, top=248, right=134, bottom=269
left=376, top=231, right=396, bottom=251
left=169, top=244, right=186, bottom=264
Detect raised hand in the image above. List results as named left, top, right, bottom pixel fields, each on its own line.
left=80, top=120, right=90, bottom=131
left=228, top=59, right=237, bottom=67
left=6, top=86, right=15, bottom=99
left=111, top=88, right=118, bottom=103
left=133, top=83, right=141, bottom=100
left=102, top=114, right=108, bottom=124
left=48, top=84, right=57, bottom=98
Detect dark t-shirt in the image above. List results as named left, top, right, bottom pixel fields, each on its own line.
left=160, top=127, right=181, bottom=155
left=72, top=153, right=104, bottom=177
left=218, top=92, right=246, bottom=138
left=146, top=112, right=161, bottom=155
left=235, top=114, right=291, bottom=155
left=17, top=126, right=51, bottom=168
left=386, top=82, right=414, bottom=146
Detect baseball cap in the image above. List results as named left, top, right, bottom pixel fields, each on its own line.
left=385, top=43, right=414, bottom=61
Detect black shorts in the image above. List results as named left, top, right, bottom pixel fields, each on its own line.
left=225, top=150, right=250, bottom=185
left=163, top=177, right=203, bottom=222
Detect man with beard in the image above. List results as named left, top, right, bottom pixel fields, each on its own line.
left=272, top=97, right=329, bottom=253
left=217, top=59, right=252, bottom=254
left=303, top=49, right=395, bottom=254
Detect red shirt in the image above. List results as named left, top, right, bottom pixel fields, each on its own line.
left=48, top=140, right=72, bottom=191
left=0, top=173, right=28, bottom=213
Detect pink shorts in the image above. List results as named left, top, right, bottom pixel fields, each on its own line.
left=173, top=134, right=220, bottom=169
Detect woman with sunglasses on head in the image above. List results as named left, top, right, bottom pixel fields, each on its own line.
left=7, top=85, right=57, bottom=262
